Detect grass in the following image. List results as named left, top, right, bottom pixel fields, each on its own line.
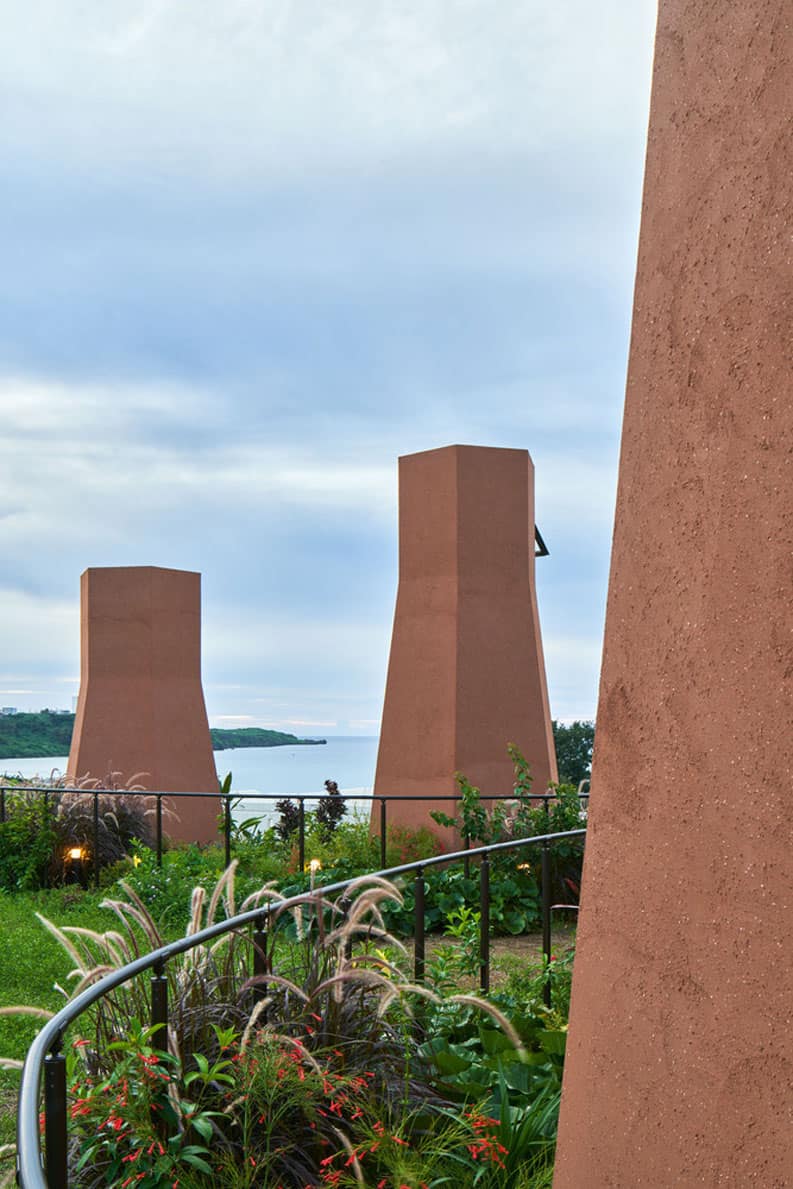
left=0, top=885, right=192, bottom=1146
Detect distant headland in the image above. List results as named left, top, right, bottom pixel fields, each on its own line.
left=211, top=727, right=326, bottom=750
left=0, top=710, right=326, bottom=760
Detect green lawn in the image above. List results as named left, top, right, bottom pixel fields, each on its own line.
left=0, top=889, right=114, bottom=1144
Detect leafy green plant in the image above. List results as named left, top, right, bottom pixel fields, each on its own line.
left=0, top=792, right=57, bottom=891
left=68, top=1022, right=219, bottom=1188
left=381, top=861, right=541, bottom=939
left=431, top=771, right=509, bottom=846
left=498, top=942, right=576, bottom=1024
left=430, top=744, right=586, bottom=912
left=455, top=1086, right=560, bottom=1187
left=417, top=938, right=575, bottom=1127
left=443, top=906, right=481, bottom=976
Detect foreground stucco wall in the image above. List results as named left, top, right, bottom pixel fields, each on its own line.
left=374, top=445, right=557, bottom=840
left=68, top=566, right=219, bottom=844
left=555, top=2, right=792, bottom=1185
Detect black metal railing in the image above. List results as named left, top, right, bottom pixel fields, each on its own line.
left=0, top=783, right=588, bottom=886
left=14, top=826, right=585, bottom=1188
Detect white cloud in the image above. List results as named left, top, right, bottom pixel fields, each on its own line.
left=0, top=2, right=659, bottom=730
left=543, top=634, right=604, bottom=722
left=3, top=2, right=657, bottom=180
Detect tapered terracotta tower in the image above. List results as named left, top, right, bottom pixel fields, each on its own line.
left=555, top=2, right=792, bottom=1184
left=374, top=445, right=557, bottom=840
left=68, top=566, right=219, bottom=844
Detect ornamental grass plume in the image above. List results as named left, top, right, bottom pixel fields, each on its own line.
left=2, top=863, right=542, bottom=1186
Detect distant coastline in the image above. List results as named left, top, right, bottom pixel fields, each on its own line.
left=0, top=711, right=325, bottom=760
left=211, top=727, right=326, bottom=751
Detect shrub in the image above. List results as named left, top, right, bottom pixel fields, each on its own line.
left=0, top=780, right=154, bottom=892
left=274, top=797, right=300, bottom=844
left=384, top=823, right=442, bottom=868
left=314, top=778, right=347, bottom=840
left=0, top=792, right=57, bottom=891
left=382, top=862, right=541, bottom=938
left=430, top=744, right=586, bottom=910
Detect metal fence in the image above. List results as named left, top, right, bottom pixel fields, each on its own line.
left=14, top=824, right=586, bottom=1188
left=0, top=783, right=589, bottom=884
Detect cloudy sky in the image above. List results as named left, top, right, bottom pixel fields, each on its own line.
left=1, top=0, right=658, bottom=734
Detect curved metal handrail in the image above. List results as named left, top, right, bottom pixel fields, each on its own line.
left=16, top=826, right=586, bottom=1188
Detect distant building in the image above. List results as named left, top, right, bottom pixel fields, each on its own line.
left=0, top=707, right=18, bottom=716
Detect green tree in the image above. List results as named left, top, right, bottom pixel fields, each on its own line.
left=552, top=720, right=595, bottom=787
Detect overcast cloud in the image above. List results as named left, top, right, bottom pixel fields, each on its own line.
left=0, top=0, right=658, bottom=732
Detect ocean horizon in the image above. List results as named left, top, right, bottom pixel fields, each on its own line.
left=0, top=736, right=380, bottom=823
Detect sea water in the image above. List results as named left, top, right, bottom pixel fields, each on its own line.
left=0, top=736, right=380, bottom=826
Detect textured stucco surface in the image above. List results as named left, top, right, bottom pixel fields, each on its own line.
left=68, top=566, right=220, bottom=844
left=374, top=445, right=557, bottom=840
left=554, top=1, right=792, bottom=1185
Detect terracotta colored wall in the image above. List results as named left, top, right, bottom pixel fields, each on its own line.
left=555, top=2, right=792, bottom=1184
left=373, top=445, right=557, bottom=842
left=68, top=566, right=220, bottom=844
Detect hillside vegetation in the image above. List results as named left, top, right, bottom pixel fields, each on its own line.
left=0, top=712, right=324, bottom=760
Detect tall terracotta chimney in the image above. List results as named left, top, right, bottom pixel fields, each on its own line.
left=374, top=445, right=557, bottom=841
left=69, top=566, right=219, bottom=844
left=555, top=2, right=792, bottom=1183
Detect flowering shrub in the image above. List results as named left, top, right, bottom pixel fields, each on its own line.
left=6, top=864, right=568, bottom=1187
left=64, top=1022, right=533, bottom=1188
left=66, top=1025, right=220, bottom=1187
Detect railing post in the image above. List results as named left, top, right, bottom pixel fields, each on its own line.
left=224, top=796, right=232, bottom=869
left=92, top=793, right=100, bottom=889
left=380, top=798, right=387, bottom=870
left=150, top=960, right=169, bottom=1140
left=464, top=832, right=471, bottom=881
left=0, top=787, right=5, bottom=823
left=541, top=838, right=552, bottom=1008
left=479, top=853, right=490, bottom=995
left=43, top=1034, right=68, bottom=1189
left=156, top=796, right=163, bottom=867
left=298, top=799, right=305, bottom=873
left=414, top=866, right=425, bottom=984
left=43, top=790, right=50, bottom=888
left=252, top=913, right=268, bottom=1004
left=151, top=960, right=169, bottom=1042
